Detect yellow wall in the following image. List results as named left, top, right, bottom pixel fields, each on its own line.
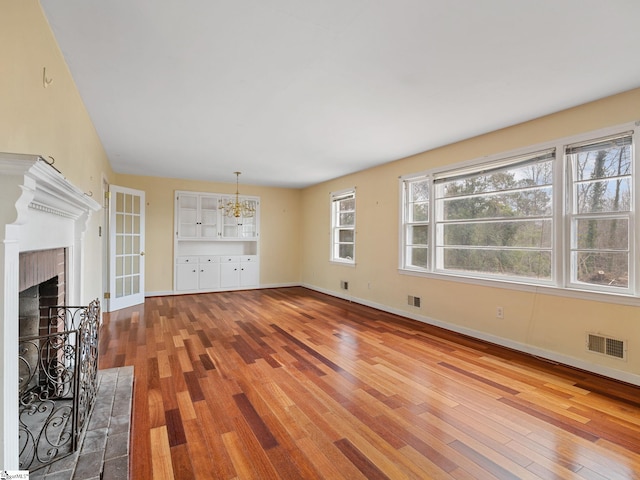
left=114, top=174, right=302, bottom=293
left=3, top=0, right=639, bottom=382
left=300, top=88, right=640, bottom=381
left=0, top=0, right=113, bottom=304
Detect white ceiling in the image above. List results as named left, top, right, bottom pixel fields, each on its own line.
left=41, top=0, right=640, bottom=188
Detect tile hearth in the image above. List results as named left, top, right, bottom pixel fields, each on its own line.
left=30, top=366, right=133, bottom=480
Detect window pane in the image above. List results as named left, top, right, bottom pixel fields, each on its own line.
left=408, top=225, right=429, bottom=245
left=411, top=202, right=429, bottom=222
left=442, top=161, right=553, bottom=198
left=443, top=219, right=552, bottom=248
left=116, top=192, right=124, bottom=212
left=573, top=144, right=631, bottom=181
left=116, top=256, right=123, bottom=276
left=338, top=244, right=354, bottom=260
left=338, top=229, right=354, bottom=242
left=339, top=198, right=355, bottom=212
left=442, top=248, right=551, bottom=279
left=575, top=178, right=631, bottom=213
left=410, top=180, right=429, bottom=202
left=574, top=251, right=628, bottom=288
left=339, top=212, right=355, bottom=226
left=408, top=246, right=428, bottom=268
left=576, top=218, right=628, bottom=250
left=443, top=187, right=552, bottom=221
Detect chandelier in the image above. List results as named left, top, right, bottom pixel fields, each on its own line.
left=223, top=172, right=256, bottom=218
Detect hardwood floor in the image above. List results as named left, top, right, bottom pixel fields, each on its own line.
left=98, top=287, right=640, bottom=479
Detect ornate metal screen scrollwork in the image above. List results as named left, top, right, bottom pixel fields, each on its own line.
left=18, top=299, right=101, bottom=471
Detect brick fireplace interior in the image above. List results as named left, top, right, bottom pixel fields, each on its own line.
left=18, top=248, right=67, bottom=340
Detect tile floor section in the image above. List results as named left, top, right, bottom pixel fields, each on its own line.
left=30, top=366, right=133, bottom=480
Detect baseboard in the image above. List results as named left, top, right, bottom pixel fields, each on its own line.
left=301, top=283, right=640, bottom=387
left=145, top=290, right=174, bottom=297
left=144, top=282, right=300, bottom=298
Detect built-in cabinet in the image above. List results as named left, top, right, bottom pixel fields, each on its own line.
left=220, top=255, right=259, bottom=288
left=177, top=194, right=219, bottom=239
left=174, top=190, right=259, bottom=293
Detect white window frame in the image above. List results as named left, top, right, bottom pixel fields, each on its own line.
left=433, top=148, right=555, bottom=284
left=565, top=132, right=635, bottom=295
left=401, top=175, right=431, bottom=271
left=399, top=121, right=639, bottom=303
left=331, top=188, right=356, bottom=265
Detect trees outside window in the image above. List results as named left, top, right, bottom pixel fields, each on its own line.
left=400, top=123, right=636, bottom=297
left=567, top=134, right=633, bottom=290
left=434, top=151, right=554, bottom=281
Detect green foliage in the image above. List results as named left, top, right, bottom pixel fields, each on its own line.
left=438, top=161, right=553, bottom=279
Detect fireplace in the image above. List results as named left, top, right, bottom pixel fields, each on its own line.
left=0, top=153, right=101, bottom=470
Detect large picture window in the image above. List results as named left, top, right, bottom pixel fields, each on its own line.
left=331, top=189, right=356, bottom=264
left=400, top=123, right=637, bottom=298
left=434, top=150, right=554, bottom=281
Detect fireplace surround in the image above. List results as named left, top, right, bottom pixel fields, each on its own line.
left=0, top=153, right=101, bottom=469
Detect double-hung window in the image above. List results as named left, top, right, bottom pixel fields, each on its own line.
left=331, top=189, right=356, bottom=264
left=566, top=133, right=633, bottom=292
left=403, top=176, right=430, bottom=269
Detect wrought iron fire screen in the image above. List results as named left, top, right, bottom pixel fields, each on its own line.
left=18, top=299, right=101, bottom=471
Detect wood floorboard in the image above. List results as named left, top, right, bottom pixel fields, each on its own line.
left=99, top=287, right=640, bottom=479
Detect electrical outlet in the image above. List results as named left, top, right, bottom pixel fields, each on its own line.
left=496, top=306, right=504, bottom=319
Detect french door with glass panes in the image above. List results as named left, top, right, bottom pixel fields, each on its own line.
left=108, top=185, right=145, bottom=311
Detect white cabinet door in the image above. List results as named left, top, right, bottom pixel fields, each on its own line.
left=198, top=195, right=219, bottom=239
left=176, top=193, right=219, bottom=239
left=176, top=263, right=199, bottom=290
left=239, top=261, right=259, bottom=286
left=220, top=261, right=240, bottom=288
left=177, top=193, right=199, bottom=238
left=199, top=263, right=220, bottom=289
left=220, top=196, right=258, bottom=239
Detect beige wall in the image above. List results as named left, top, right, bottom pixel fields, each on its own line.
left=0, top=0, right=113, bottom=304
left=114, top=174, right=302, bottom=293
left=300, top=88, right=640, bottom=382
left=3, top=0, right=639, bottom=383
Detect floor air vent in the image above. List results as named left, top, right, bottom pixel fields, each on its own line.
left=587, top=333, right=626, bottom=360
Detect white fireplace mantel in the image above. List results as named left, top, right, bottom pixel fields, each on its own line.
left=0, top=152, right=101, bottom=469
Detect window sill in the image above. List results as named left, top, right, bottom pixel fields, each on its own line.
left=398, top=268, right=640, bottom=306
left=330, top=260, right=356, bottom=268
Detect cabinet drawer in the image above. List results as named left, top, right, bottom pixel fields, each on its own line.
left=177, top=256, right=199, bottom=264
left=240, top=255, right=258, bottom=263
left=220, top=255, right=240, bottom=263
left=199, top=256, right=219, bottom=264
